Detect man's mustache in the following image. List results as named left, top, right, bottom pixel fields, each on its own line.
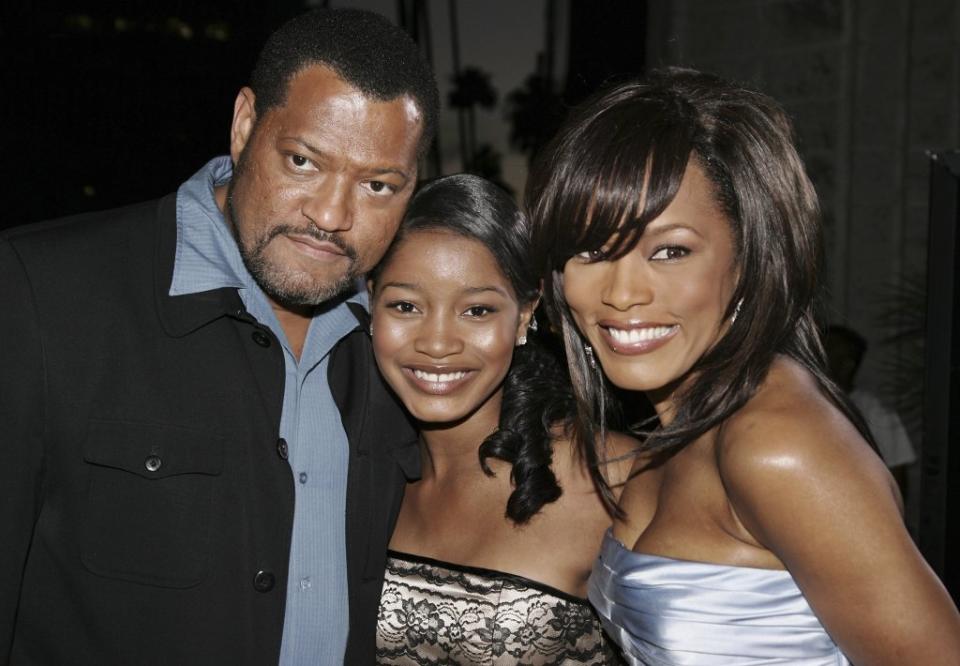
left=262, top=224, right=358, bottom=261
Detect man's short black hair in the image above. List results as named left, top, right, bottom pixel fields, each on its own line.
left=250, top=8, right=438, bottom=154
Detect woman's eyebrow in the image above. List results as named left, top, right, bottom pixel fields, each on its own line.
left=644, top=222, right=704, bottom=239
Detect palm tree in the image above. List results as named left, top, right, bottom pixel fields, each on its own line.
left=446, top=0, right=498, bottom=171
left=505, top=0, right=563, bottom=164
left=448, top=66, right=497, bottom=170
left=397, top=0, right=442, bottom=176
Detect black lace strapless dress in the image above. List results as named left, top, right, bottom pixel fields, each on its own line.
left=376, top=550, right=622, bottom=665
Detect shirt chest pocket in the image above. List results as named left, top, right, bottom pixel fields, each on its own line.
left=80, top=420, right=223, bottom=588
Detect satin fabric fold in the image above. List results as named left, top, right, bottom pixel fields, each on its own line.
left=589, top=530, right=850, bottom=665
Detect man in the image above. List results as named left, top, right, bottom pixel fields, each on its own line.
left=0, top=9, right=437, bottom=665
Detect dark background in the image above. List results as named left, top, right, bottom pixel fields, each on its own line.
left=2, top=0, right=957, bottom=600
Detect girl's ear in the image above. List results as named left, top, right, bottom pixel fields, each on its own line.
left=515, top=293, right=541, bottom=345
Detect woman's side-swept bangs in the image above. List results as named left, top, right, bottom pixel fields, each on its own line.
left=529, top=86, right=696, bottom=273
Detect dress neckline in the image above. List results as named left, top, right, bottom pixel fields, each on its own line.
left=604, top=529, right=790, bottom=574
left=387, top=549, right=590, bottom=604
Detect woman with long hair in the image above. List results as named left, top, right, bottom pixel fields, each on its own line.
left=369, top=174, right=631, bottom=664
left=527, top=68, right=960, bottom=665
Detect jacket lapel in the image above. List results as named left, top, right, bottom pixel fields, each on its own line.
left=153, top=193, right=238, bottom=338
left=151, top=191, right=284, bottom=431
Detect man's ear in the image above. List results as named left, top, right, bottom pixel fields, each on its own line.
left=230, top=87, right=257, bottom=163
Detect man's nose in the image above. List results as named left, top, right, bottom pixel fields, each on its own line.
left=301, top=176, right=353, bottom=232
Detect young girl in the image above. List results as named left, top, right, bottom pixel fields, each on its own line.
left=528, top=68, right=960, bottom=665
left=369, top=174, right=631, bottom=664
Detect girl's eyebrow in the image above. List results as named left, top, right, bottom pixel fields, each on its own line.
left=464, top=286, right=510, bottom=297
left=380, top=283, right=510, bottom=298
left=380, top=281, right=419, bottom=291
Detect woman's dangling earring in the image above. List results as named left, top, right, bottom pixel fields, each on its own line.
left=584, top=342, right=606, bottom=442
left=368, top=323, right=374, bottom=337
left=529, top=316, right=539, bottom=332
left=585, top=344, right=597, bottom=369
left=731, top=298, right=744, bottom=324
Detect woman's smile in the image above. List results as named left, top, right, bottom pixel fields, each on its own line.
left=370, top=229, right=529, bottom=427
left=600, top=322, right=679, bottom=354
left=403, top=366, right=477, bottom=395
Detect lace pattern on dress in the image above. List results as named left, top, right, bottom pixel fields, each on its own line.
left=377, top=551, right=621, bottom=665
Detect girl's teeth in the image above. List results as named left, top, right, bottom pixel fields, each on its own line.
left=413, top=369, right=468, bottom=383
left=607, top=325, right=675, bottom=344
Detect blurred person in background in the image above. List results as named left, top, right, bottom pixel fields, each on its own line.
left=824, top=324, right=917, bottom=496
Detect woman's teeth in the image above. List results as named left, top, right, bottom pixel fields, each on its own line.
left=607, top=325, right=676, bottom=344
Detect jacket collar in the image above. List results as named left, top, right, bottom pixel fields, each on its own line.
left=153, top=193, right=242, bottom=337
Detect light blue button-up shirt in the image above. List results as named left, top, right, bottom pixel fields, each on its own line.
left=172, top=157, right=363, bottom=664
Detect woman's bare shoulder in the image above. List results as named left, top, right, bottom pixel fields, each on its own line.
left=711, top=359, right=960, bottom=663
left=723, top=358, right=865, bottom=453
left=717, top=357, right=897, bottom=525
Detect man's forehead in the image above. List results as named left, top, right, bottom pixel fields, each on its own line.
left=281, top=65, right=419, bottom=112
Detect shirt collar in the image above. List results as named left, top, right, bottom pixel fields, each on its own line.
left=168, top=156, right=366, bottom=305
left=167, top=157, right=367, bottom=337
left=170, top=156, right=249, bottom=296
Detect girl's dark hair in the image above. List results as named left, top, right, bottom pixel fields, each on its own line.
left=370, top=174, right=575, bottom=523
left=526, top=67, right=873, bottom=509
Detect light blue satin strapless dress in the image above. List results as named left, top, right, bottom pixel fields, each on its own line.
left=589, top=530, right=850, bottom=665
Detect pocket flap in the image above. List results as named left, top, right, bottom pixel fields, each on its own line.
left=83, top=419, right=223, bottom=479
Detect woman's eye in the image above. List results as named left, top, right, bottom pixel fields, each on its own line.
left=650, top=246, right=690, bottom=261
left=575, top=248, right=606, bottom=262
left=290, top=154, right=310, bottom=168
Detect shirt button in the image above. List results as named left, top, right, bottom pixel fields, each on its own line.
left=298, top=471, right=308, bottom=484
left=277, top=438, right=289, bottom=460
left=144, top=455, right=162, bottom=472
left=253, top=570, right=275, bottom=593
left=299, top=576, right=312, bottom=591
left=251, top=330, right=271, bottom=347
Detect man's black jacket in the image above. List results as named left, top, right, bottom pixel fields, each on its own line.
left=0, top=193, right=419, bottom=665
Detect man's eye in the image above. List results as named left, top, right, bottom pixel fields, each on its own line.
left=366, top=180, right=396, bottom=195
left=650, top=246, right=690, bottom=260
left=290, top=154, right=309, bottom=167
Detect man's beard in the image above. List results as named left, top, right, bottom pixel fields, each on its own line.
left=226, top=183, right=360, bottom=308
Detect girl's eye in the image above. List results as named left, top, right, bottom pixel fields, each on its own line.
left=290, top=154, right=312, bottom=168
left=386, top=300, right=418, bottom=314
left=464, top=305, right=496, bottom=318
left=650, top=246, right=690, bottom=261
